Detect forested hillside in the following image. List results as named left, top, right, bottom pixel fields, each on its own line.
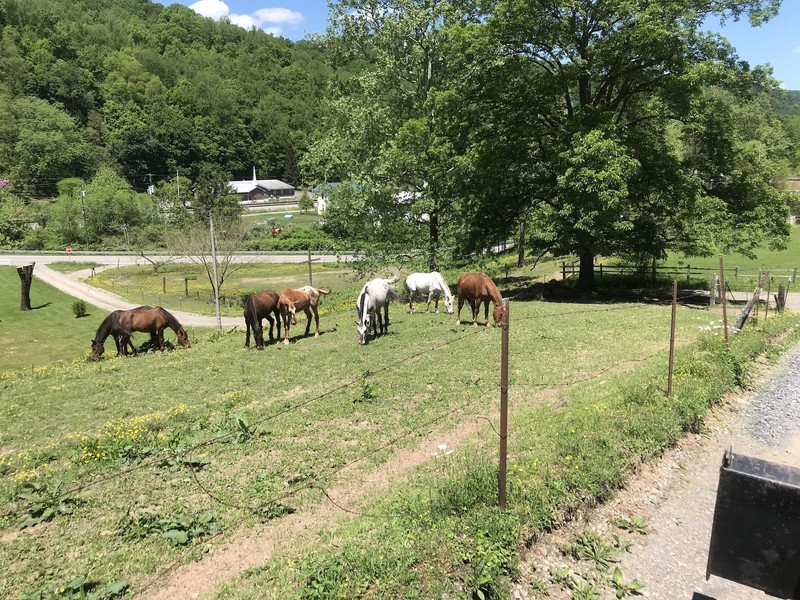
left=0, top=0, right=333, bottom=197
left=0, top=0, right=795, bottom=278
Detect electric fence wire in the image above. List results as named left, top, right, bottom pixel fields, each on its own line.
left=1, top=325, right=488, bottom=521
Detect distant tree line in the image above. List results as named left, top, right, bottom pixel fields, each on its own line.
left=1, top=0, right=798, bottom=291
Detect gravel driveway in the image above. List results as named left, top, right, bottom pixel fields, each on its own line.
left=517, top=332, right=800, bottom=600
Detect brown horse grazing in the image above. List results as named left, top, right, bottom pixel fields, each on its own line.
left=116, top=306, right=191, bottom=354
left=278, top=286, right=331, bottom=345
left=90, top=310, right=136, bottom=361
left=456, top=272, right=505, bottom=327
left=244, top=289, right=281, bottom=350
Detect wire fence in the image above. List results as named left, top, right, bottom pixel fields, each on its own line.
left=4, top=297, right=690, bottom=598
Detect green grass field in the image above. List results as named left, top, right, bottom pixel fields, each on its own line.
left=0, top=267, right=109, bottom=371
left=2, top=255, right=797, bottom=598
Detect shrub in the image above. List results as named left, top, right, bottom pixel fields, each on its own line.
left=71, top=300, right=88, bottom=318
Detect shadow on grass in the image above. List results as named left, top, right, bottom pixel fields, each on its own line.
left=30, top=302, right=53, bottom=310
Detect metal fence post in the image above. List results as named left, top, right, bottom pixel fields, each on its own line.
left=499, top=298, right=510, bottom=509
left=668, top=280, right=677, bottom=396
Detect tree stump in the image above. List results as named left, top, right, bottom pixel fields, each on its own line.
left=17, top=263, right=35, bottom=311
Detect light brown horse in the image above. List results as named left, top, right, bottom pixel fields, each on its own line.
left=244, top=289, right=281, bottom=350
left=278, top=286, right=331, bottom=345
left=456, top=273, right=505, bottom=326
left=116, top=306, right=190, bottom=354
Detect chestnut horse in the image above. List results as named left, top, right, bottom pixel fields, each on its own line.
left=116, top=306, right=190, bottom=354
left=90, top=310, right=136, bottom=361
left=456, top=272, right=505, bottom=326
left=278, top=286, right=331, bottom=345
left=244, top=289, right=281, bottom=350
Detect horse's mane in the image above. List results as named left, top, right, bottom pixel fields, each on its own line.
left=357, top=288, right=370, bottom=322
left=434, top=272, right=453, bottom=299
left=93, top=312, right=118, bottom=344
left=161, top=308, right=184, bottom=332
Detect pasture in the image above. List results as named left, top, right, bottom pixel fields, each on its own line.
left=2, top=261, right=797, bottom=598
left=0, top=267, right=108, bottom=371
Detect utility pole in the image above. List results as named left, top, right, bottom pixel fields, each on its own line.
left=210, top=213, right=222, bottom=331
left=80, top=189, right=88, bottom=248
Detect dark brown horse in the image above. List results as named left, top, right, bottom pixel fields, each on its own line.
left=244, top=289, right=281, bottom=350
left=90, top=310, right=136, bottom=361
left=278, top=286, right=331, bottom=345
left=456, top=272, right=505, bottom=326
left=116, top=306, right=190, bottom=354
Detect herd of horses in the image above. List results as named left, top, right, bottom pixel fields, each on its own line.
left=90, top=271, right=505, bottom=358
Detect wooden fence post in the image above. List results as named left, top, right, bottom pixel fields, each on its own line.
left=184, top=278, right=189, bottom=297
left=710, top=273, right=718, bottom=308
left=793, top=268, right=797, bottom=284
left=162, top=277, right=166, bottom=294
left=561, top=262, right=566, bottom=280
left=764, top=273, right=772, bottom=321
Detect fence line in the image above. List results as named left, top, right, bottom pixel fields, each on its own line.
left=561, top=262, right=799, bottom=283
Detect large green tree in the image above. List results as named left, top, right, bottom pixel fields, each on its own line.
left=455, top=0, right=788, bottom=289
left=305, top=0, right=479, bottom=269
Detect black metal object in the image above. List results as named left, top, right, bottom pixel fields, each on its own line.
left=706, top=449, right=800, bottom=598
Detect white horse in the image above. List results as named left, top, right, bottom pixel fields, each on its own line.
left=356, top=276, right=405, bottom=345
left=403, top=272, right=454, bottom=314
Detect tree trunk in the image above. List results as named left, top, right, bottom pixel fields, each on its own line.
left=17, top=263, right=35, bottom=311
left=577, top=251, right=595, bottom=291
left=427, top=210, right=439, bottom=271
left=517, top=221, right=525, bottom=268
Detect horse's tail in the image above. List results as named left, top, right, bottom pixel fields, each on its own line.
left=243, top=296, right=254, bottom=344
left=385, top=275, right=399, bottom=285
left=315, top=287, right=332, bottom=295
left=386, top=288, right=410, bottom=304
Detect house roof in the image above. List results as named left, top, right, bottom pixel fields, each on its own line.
left=230, top=179, right=295, bottom=194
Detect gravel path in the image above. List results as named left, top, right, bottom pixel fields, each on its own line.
left=32, top=263, right=243, bottom=328
left=518, top=334, right=800, bottom=600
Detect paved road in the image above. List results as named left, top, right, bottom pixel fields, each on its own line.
left=0, top=251, right=343, bottom=267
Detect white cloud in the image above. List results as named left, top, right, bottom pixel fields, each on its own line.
left=186, top=3, right=303, bottom=36
left=229, top=13, right=258, bottom=29
left=189, top=0, right=230, bottom=20
left=254, top=7, right=303, bottom=26
left=794, top=46, right=800, bottom=54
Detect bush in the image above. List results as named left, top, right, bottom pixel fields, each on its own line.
left=71, top=300, right=88, bottom=318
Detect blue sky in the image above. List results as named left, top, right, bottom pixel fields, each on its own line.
left=169, top=0, right=800, bottom=89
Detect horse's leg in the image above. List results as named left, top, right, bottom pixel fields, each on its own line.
left=484, top=300, right=490, bottom=326
left=245, top=320, right=251, bottom=347
left=471, top=299, right=479, bottom=326
left=265, top=315, right=274, bottom=344
left=254, top=318, right=265, bottom=350
left=274, top=309, right=282, bottom=342
left=283, top=315, right=290, bottom=345
left=312, top=306, right=320, bottom=337
left=408, top=292, right=415, bottom=315
left=304, top=306, right=313, bottom=337
left=457, top=296, right=465, bottom=325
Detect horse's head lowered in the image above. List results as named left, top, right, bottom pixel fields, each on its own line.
left=176, top=327, right=191, bottom=348
left=356, top=290, right=371, bottom=345
left=492, top=303, right=505, bottom=326
left=90, top=339, right=105, bottom=361
left=443, top=295, right=454, bottom=314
